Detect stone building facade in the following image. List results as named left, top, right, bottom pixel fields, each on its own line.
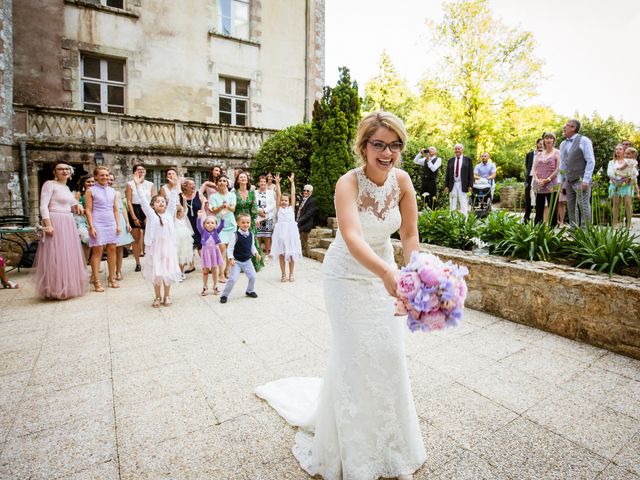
left=1, top=0, right=325, bottom=220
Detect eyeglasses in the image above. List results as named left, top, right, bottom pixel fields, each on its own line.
left=55, top=167, right=71, bottom=171
left=367, top=140, right=403, bottom=153
left=303, top=190, right=310, bottom=193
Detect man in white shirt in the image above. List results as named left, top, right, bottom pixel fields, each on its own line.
left=413, top=146, right=441, bottom=209
left=558, top=119, right=595, bottom=227
left=444, top=144, right=474, bottom=216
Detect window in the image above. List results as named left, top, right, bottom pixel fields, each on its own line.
left=184, top=169, right=210, bottom=188
left=218, top=0, right=250, bottom=39
left=219, top=77, right=249, bottom=126
left=101, top=0, right=124, bottom=8
left=81, top=55, right=126, bottom=114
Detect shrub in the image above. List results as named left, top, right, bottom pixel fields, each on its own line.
left=252, top=123, right=312, bottom=192
left=477, top=210, right=520, bottom=249
left=417, top=209, right=478, bottom=250
left=567, top=225, right=640, bottom=277
left=309, top=67, right=361, bottom=221
left=493, top=222, right=566, bottom=262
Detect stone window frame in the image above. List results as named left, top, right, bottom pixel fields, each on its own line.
left=218, top=77, right=250, bottom=127
left=217, top=0, right=250, bottom=40
left=80, top=54, right=127, bottom=114
left=64, top=0, right=139, bottom=19
left=101, top=0, right=124, bottom=8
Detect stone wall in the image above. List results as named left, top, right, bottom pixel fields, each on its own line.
left=0, top=0, right=15, bottom=216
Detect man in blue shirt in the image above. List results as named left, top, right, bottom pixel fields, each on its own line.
left=474, top=152, right=497, bottom=194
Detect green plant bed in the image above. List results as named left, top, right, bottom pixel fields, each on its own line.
left=417, top=208, right=640, bottom=278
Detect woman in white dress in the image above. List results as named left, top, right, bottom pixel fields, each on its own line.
left=256, top=111, right=426, bottom=480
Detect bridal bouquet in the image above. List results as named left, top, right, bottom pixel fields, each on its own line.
left=394, top=251, right=469, bottom=332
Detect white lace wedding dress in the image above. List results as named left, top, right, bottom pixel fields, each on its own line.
left=255, top=167, right=426, bottom=479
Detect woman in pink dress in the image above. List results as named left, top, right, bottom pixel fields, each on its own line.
left=34, top=161, right=88, bottom=300
left=85, top=166, right=121, bottom=291
left=532, top=132, right=560, bottom=225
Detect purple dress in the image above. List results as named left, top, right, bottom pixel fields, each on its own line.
left=197, top=217, right=225, bottom=268
left=88, top=184, right=118, bottom=247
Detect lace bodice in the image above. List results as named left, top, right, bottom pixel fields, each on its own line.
left=325, top=168, right=401, bottom=279
left=355, top=167, right=401, bottom=243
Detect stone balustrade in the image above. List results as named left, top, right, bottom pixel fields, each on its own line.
left=13, top=105, right=276, bottom=156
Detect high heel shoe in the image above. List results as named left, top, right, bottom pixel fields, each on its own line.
left=93, top=279, right=104, bottom=292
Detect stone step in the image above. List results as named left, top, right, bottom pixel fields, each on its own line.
left=307, top=247, right=327, bottom=262
left=318, top=237, right=334, bottom=249
left=312, top=227, right=333, bottom=238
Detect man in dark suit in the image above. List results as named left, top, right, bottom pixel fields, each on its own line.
left=523, top=138, right=543, bottom=223
left=444, top=143, right=474, bottom=216
left=297, top=184, right=317, bottom=255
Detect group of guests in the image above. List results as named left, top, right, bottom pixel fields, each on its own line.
left=414, top=143, right=496, bottom=215
left=413, top=118, right=639, bottom=229
left=32, top=162, right=317, bottom=305
left=523, top=120, right=639, bottom=228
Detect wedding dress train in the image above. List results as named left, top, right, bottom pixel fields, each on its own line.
left=256, top=168, right=426, bottom=479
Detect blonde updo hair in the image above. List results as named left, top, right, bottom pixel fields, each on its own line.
left=353, top=111, right=408, bottom=167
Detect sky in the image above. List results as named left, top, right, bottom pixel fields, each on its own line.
left=325, top=0, right=640, bottom=125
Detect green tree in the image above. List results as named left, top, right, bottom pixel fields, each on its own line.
left=363, top=51, right=415, bottom=120
left=252, top=123, right=313, bottom=191
left=309, top=67, right=361, bottom=220
left=428, top=0, right=544, bottom=158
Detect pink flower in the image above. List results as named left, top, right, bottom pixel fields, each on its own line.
left=397, top=272, right=421, bottom=300
left=421, top=310, right=446, bottom=330
left=418, top=264, right=443, bottom=287
left=394, top=298, right=409, bottom=316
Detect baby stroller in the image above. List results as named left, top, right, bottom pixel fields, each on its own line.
left=471, top=178, right=492, bottom=218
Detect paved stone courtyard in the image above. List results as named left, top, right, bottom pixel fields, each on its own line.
left=0, top=256, right=639, bottom=479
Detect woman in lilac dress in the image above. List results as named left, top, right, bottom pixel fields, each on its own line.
left=85, top=166, right=121, bottom=291
left=34, top=161, right=88, bottom=300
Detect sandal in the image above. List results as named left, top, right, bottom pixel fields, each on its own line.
left=201, top=287, right=208, bottom=296
left=218, top=277, right=227, bottom=283
left=152, top=297, right=161, bottom=307
left=213, top=287, right=220, bottom=295
left=163, top=297, right=172, bottom=306
left=288, top=274, right=295, bottom=282
left=2, top=281, right=19, bottom=289
left=108, top=279, right=120, bottom=288
left=93, top=279, right=105, bottom=292
left=281, top=274, right=287, bottom=283
left=115, top=272, right=123, bottom=281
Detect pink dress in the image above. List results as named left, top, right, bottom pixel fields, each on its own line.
left=533, top=150, right=560, bottom=194
left=34, top=180, right=88, bottom=300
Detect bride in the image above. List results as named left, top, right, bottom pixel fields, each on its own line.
left=256, top=111, right=426, bottom=480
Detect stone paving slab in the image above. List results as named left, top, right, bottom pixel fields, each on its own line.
left=1, top=256, right=639, bottom=479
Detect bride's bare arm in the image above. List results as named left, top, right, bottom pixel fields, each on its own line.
left=335, top=171, right=399, bottom=297
left=396, top=170, right=420, bottom=264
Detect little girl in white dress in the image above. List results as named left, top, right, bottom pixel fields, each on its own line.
left=270, top=173, right=302, bottom=282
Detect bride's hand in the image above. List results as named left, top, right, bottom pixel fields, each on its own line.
left=382, top=268, right=400, bottom=298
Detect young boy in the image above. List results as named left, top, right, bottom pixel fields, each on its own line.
left=220, top=213, right=261, bottom=304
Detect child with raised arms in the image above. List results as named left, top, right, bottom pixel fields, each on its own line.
left=197, top=203, right=226, bottom=295
left=271, top=173, right=303, bottom=282
left=134, top=175, right=182, bottom=306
